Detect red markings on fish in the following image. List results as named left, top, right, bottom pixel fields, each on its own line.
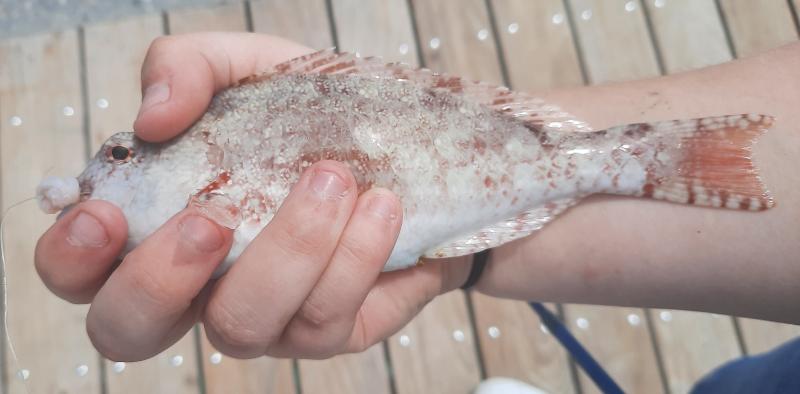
left=197, top=171, right=231, bottom=195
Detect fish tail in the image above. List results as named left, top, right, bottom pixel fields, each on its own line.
left=615, top=114, right=775, bottom=211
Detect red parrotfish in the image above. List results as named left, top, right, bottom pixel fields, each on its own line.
left=35, top=49, right=774, bottom=276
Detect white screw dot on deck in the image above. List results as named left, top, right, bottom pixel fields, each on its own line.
left=488, top=326, right=501, bottom=339
left=398, top=43, right=409, bottom=55
left=660, top=311, right=673, bottom=322
left=627, top=313, right=641, bottom=326
left=75, top=364, right=89, bottom=377
left=429, top=37, right=440, bottom=50
left=452, top=329, right=466, bottom=342
left=399, top=334, right=411, bottom=347
left=9, top=115, right=22, bottom=126
left=96, top=98, right=109, bottom=109
left=63, top=106, right=75, bottom=117
left=576, top=317, right=590, bottom=330
left=552, top=13, right=565, bottom=25
left=17, top=369, right=30, bottom=380
left=507, top=23, right=519, bottom=34
left=170, top=355, right=184, bottom=367
left=477, top=29, right=489, bottom=41
left=210, top=352, right=222, bottom=365
left=654, top=0, right=666, bottom=8
left=112, top=362, right=126, bottom=373
left=581, top=10, right=592, bottom=21
left=625, top=1, right=637, bottom=12
left=540, top=324, right=549, bottom=335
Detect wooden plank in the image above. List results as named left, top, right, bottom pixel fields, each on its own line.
left=329, top=1, right=484, bottom=393
left=300, top=350, right=390, bottom=394
left=718, top=0, right=798, bottom=57
left=473, top=297, right=576, bottom=393
left=166, top=6, right=298, bottom=393
left=414, top=0, right=578, bottom=392
left=250, top=0, right=334, bottom=49
left=82, top=15, right=203, bottom=394
left=0, top=30, right=100, bottom=394
left=567, top=0, right=661, bottom=83
left=490, top=0, right=584, bottom=91
left=411, top=0, right=503, bottom=85
left=575, top=2, right=745, bottom=392
left=198, top=328, right=296, bottom=394
left=390, top=294, right=481, bottom=394
left=715, top=0, right=800, bottom=358
left=168, top=2, right=248, bottom=33
left=304, top=1, right=427, bottom=392
left=564, top=306, right=662, bottom=393
left=651, top=310, right=739, bottom=393
left=738, top=318, right=800, bottom=354
left=331, top=0, right=418, bottom=64
left=512, top=1, right=666, bottom=392
left=83, top=14, right=163, bottom=151
left=644, top=0, right=732, bottom=72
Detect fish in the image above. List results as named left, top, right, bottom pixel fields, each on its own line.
left=35, top=49, right=775, bottom=276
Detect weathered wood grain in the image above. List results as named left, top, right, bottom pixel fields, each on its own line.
left=168, top=2, right=248, bottom=33
left=250, top=0, right=334, bottom=49
left=491, top=0, right=584, bottom=91
left=0, top=30, right=100, bottom=394
left=644, top=0, right=732, bottom=72
left=718, top=0, right=798, bottom=57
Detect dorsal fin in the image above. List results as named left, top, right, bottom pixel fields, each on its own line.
left=423, top=198, right=579, bottom=259
left=239, top=49, right=594, bottom=134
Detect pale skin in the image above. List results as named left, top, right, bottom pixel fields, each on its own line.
left=33, top=33, right=800, bottom=362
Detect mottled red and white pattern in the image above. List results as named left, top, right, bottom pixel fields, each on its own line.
left=64, top=50, right=774, bottom=274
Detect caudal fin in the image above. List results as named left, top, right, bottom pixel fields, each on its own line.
left=619, top=114, right=774, bottom=211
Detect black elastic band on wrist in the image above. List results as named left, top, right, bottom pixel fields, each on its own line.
left=461, top=249, right=490, bottom=290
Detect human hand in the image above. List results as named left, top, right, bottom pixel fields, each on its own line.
left=34, top=32, right=473, bottom=361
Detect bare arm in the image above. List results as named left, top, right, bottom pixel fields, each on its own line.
left=476, top=43, right=800, bottom=324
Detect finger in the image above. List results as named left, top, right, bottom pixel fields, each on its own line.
left=204, top=160, right=357, bottom=358
left=270, top=188, right=402, bottom=358
left=34, top=200, right=128, bottom=304
left=86, top=207, right=233, bottom=361
left=344, top=256, right=472, bottom=353
left=134, top=32, right=313, bottom=142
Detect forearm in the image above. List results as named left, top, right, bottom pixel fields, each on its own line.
left=475, top=43, right=800, bottom=324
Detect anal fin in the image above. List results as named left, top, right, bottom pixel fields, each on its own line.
left=423, top=198, right=578, bottom=259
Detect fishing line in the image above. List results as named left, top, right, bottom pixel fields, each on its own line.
left=1, top=196, right=37, bottom=394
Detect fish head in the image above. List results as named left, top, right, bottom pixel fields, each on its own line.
left=38, top=130, right=222, bottom=250
left=77, top=132, right=149, bottom=209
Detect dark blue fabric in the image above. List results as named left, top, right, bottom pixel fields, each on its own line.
left=691, top=336, right=800, bottom=393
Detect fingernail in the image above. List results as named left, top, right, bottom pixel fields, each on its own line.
left=67, top=212, right=109, bottom=248
left=179, top=215, right=225, bottom=253
left=368, top=194, right=398, bottom=221
left=138, top=82, right=170, bottom=117
left=310, top=170, right=349, bottom=200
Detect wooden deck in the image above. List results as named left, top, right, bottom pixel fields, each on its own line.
left=1, top=1, right=799, bottom=393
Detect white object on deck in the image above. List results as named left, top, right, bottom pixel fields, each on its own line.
left=473, top=377, right=549, bottom=394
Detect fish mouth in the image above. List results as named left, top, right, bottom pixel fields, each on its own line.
left=78, top=179, right=93, bottom=202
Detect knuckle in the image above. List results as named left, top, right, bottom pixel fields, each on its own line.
left=295, top=297, right=337, bottom=328
left=270, top=218, right=325, bottom=260
left=205, top=299, right=268, bottom=351
left=336, top=235, right=377, bottom=266
left=127, top=260, right=180, bottom=313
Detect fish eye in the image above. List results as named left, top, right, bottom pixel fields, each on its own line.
left=108, top=145, right=132, bottom=162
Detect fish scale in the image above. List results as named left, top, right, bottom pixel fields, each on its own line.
left=35, top=49, right=774, bottom=275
